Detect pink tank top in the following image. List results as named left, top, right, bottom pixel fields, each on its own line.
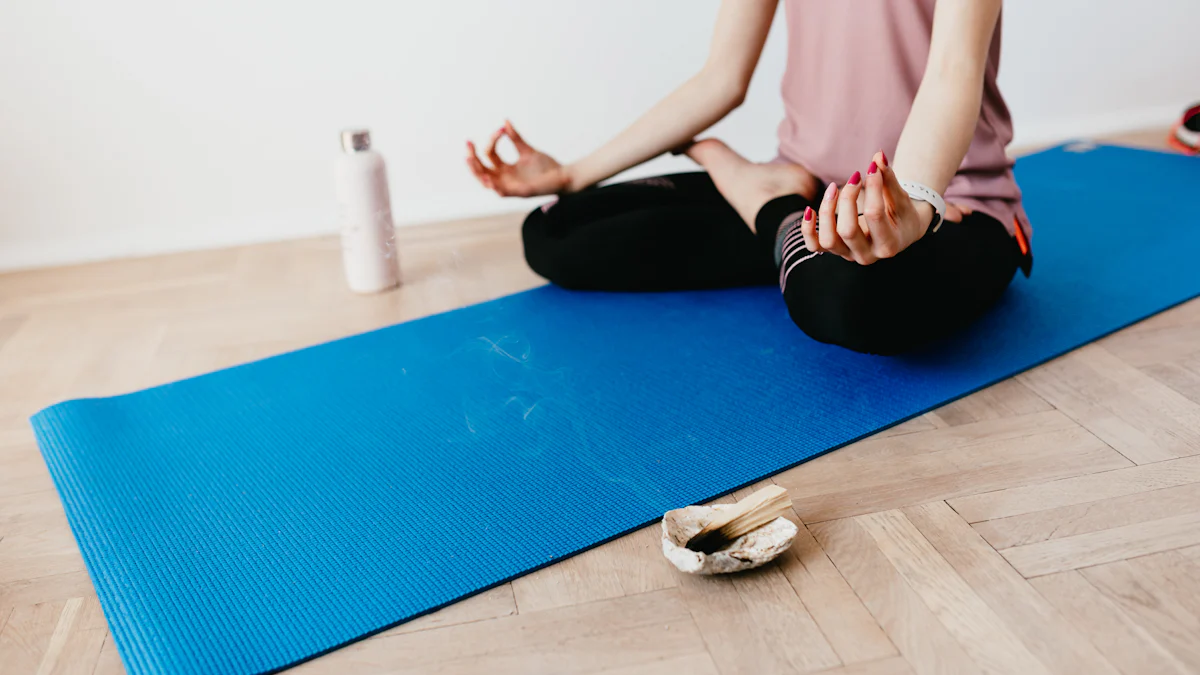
left=776, top=0, right=1030, bottom=239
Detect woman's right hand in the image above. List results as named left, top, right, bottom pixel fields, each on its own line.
left=466, top=121, right=572, bottom=197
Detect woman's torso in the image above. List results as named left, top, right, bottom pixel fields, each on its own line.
left=776, top=0, right=1030, bottom=238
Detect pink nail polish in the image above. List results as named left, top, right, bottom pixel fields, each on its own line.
left=824, top=182, right=837, bottom=199
left=803, top=206, right=813, bottom=220
left=848, top=171, right=861, bottom=186
left=867, top=161, right=878, bottom=175
left=880, top=150, right=888, bottom=167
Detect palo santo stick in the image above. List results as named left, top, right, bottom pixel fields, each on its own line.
left=685, top=485, right=792, bottom=554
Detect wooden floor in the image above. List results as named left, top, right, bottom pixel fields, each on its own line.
left=3, top=130, right=1199, bottom=675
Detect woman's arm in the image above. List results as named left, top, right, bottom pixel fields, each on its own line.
left=563, top=0, right=778, bottom=192
left=803, top=0, right=1004, bottom=266
left=890, top=0, right=1004, bottom=198
left=467, top=0, right=778, bottom=197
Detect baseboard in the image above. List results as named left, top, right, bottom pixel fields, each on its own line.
left=1010, top=104, right=1177, bottom=150
left=0, top=155, right=699, bottom=274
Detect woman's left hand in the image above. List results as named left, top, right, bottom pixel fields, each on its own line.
left=801, top=151, right=937, bottom=266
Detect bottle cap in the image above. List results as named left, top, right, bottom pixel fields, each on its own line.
left=340, top=129, right=371, bottom=153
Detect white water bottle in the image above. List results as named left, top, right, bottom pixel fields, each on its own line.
left=334, top=129, right=400, bottom=293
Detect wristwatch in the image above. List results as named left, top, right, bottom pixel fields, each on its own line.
left=899, top=181, right=945, bottom=233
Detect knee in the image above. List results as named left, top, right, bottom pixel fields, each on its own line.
left=521, top=206, right=586, bottom=290
left=782, top=281, right=915, bottom=355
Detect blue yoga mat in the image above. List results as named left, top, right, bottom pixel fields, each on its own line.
left=31, top=144, right=1200, bottom=674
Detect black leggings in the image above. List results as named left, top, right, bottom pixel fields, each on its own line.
left=522, top=172, right=1022, bottom=354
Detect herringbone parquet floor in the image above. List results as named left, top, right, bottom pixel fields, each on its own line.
left=3, top=130, right=1199, bottom=675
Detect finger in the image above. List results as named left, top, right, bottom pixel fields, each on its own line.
left=879, top=161, right=911, bottom=213
left=465, top=141, right=495, bottom=188
left=505, top=120, right=533, bottom=155
left=485, top=128, right=507, bottom=169
left=837, top=171, right=873, bottom=263
left=863, top=159, right=900, bottom=258
left=800, top=205, right=820, bottom=253
left=944, top=202, right=973, bottom=223
left=817, top=182, right=842, bottom=252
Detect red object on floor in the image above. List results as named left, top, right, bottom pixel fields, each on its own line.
left=1168, top=103, right=1200, bottom=155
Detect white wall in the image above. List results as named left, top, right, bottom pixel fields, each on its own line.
left=0, top=0, right=1195, bottom=271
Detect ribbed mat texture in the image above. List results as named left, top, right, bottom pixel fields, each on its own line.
left=31, top=145, right=1200, bottom=674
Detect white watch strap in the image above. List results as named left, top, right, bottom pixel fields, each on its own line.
left=899, top=180, right=946, bottom=232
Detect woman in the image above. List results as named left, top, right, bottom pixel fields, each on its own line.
left=466, top=0, right=1031, bottom=355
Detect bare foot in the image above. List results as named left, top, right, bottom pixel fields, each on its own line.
left=686, top=138, right=819, bottom=230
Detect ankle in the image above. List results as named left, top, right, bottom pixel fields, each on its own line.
left=779, top=165, right=819, bottom=202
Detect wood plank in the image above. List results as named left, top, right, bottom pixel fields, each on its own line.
left=972, top=480, right=1200, bottom=549
left=1141, top=359, right=1200, bottom=406
left=903, top=501, right=1117, bottom=675
left=950, top=454, right=1200, bottom=523
left=727, top=565, right=841, bottom=673
left=0, top=314, right=27, bottom=354
left=36, top=596, right=108, bottom=675
left=676, top=567, right=838, bottom=675
left=376, top=584, right=516, bottom=638
left=510, top=520, right=675, bottom=615
left=592, top=652, right=720, bottom=675
left=778, top=413, right=1130, bottom=523
left=1080, top=561, right=1200, bottom=671
left=0, top=599, right=70, bottom=675
left=1101, top=321, right=1200, bottom=369
left=0, top=442, right=56, bottom=500
left=0, top=313, right=169, bottom=419
left=776, top=513, right=897, bottom=665
left=91, top=634, right=125, bottom=675
left=0, top=490, right=76, bottom=543
left=0, top=413, right=34, bottom=450
left=611, top=524, right=679, bottom=597
left=854, top=510, right=1050, bottom=675
left=0, top=572, right=97, bottom=611
left=800, top=410, right=1076, bottom=467
left=1126, top=550, right=1200, bottom=623
left=290, top=589, right=706, bottom=675
left=811, top=657, right=915, bottom=675
left=999, top=510, right=1200, bottom=577
left=927, top=379, right=1051, bottom=427
left=873, top=416, right=937, bottom=439
left=0, top=526, right=87, bottom=585
left=1018, top=344, right=1200, bottom=464
left=511, top=540, right=628, bottom=614
left=812, top=518, right=983, bottom=675
left=1181, top=543, right=1200, bottom=565
left=1030, top=572, right=1189, bottom=675
left=375, top=624, right=705, bottom=675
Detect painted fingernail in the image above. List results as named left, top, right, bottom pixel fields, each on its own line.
left=848, top=171, right=861, bottom=186
left=824, top=182, right=837, bottom=199
left=867, top=161, right=878, bottom=175
left=880, top=150, right=888, bottom=167
left=803, top=206, right=813, bottom=221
